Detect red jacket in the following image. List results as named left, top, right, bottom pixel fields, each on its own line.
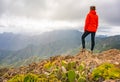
left=84, top=10, right=98, bottom=32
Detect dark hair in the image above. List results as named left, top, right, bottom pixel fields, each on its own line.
left=90, top=6, right=96, bottom=10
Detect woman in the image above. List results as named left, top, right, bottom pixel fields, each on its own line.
left=81, top=6, right=99, bottom=52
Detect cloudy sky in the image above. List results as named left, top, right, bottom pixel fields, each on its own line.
left=0, top=0, right=120, bottom=35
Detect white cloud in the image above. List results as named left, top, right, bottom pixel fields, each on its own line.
left=0, top=0, right=120, bottom=35
left=0, top=16, right=80, bottom=34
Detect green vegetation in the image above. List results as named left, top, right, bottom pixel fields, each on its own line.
left=8, top=73, right=59, bottom=82
left=8, top=61, right=120, bottom=82
left=8, top=74, right=24, bottom=82
left=8, top=61, right=87, bottom=82
left=68, top=70, right=76, bottom=82
left=92, top=63, right=120, bottom=81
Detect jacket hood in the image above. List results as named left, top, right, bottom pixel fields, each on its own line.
left=89, top=10, right=96, bottom=15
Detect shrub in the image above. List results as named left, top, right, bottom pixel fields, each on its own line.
left=24, top=73, right=39, bottom=82
left=92, top=63, right=120, bottom=80
left=8, top=74, right=24, bottom=82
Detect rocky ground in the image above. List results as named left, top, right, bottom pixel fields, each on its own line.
left=0, top=49, right=120, bottom=82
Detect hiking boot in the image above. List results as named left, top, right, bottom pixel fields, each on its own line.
left=90, top=51, right=93, bottom=54
left=81, top=48, right=86, bottom=52
left=87, top=50, right=93, bottom=54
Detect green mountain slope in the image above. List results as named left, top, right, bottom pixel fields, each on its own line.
left=0, top=30, right=120, bottom=67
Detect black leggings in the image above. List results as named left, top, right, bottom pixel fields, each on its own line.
left=81, top=31, right=96, bottom=51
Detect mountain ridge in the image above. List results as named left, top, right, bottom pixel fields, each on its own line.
left=0, top=30, right=120, bottom=67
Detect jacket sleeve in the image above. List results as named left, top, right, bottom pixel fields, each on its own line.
left=84, top=14, right=90, bottom=31
left=96, top=15, right=98, bottom=28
